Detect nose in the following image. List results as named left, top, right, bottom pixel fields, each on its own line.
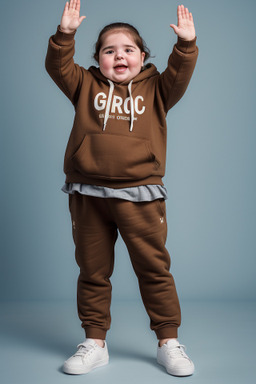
left=115, top=51, right=124, bottom=60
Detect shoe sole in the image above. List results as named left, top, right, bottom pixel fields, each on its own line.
left=63, top=357, right=109, bottom=375
left=157, top=357, right=194, bottom=377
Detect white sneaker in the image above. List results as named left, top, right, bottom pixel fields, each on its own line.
left=157, top=339, right=195, bottom=376
left=63, top=339, right=109, bottom=375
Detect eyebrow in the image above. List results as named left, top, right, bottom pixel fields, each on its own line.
left=102, top=44, right=136, bottom=52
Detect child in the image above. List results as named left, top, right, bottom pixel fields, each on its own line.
left=45, top=0, right=198, bottom=377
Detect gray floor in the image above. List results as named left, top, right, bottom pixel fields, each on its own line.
left=1, top=300, right=255, bottom=384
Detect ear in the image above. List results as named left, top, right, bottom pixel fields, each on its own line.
left=141, top=52, right=145, bottom=66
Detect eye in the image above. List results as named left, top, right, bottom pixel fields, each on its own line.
left=105, top=50, right=114, bottom=55
left=125, top=48, right=133, bottom=53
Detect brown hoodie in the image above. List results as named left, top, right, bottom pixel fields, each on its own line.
left=45, top=26, right=198, bottom=188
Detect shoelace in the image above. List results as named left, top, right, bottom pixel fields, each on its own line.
left=167, top=344, right=189, bottom=359
left=74, top=343, right=96, bottom=357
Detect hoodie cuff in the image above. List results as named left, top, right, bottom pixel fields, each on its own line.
left=176, top=36, right=197, bottom=54
left=52, top=25, right=77, bottom=46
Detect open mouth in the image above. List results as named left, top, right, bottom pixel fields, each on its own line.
left=114, top=64, right=128, bottom=72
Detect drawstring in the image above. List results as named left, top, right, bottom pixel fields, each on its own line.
left=103, top=79, right=134, bottom=132
left=128, top=80, right=134, bottom=132
left=103, top=80, right=114, bottom=131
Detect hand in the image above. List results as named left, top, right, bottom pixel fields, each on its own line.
left=60, top=0, right=86, bottom=33
left=170, top=4, right=196, bottom=41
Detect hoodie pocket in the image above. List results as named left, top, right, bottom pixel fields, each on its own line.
left=71, top=133, right=160, bottom=181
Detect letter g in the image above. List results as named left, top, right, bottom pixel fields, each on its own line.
left=94, top=92, right=107, bottom=111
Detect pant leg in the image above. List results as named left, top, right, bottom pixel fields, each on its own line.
left=110, top=198, right=181, bottom=339
left=69, top=193, right=118, bottom=339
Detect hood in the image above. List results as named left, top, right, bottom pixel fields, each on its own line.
left=87, top=64, right=159, bottom=132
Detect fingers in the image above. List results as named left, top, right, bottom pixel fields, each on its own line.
left=69, top=0, right=82, bottom=13
left=178, top=4, right=192, bottom=21
left=177, top=4, right=182, bottom=23
left=76, top=0, right=81, bottom=12
left=62, top=2, right=69, bottom=16
left=65, top=0, right=83, bottom=14
left=69, top=0, right=78, bottom=10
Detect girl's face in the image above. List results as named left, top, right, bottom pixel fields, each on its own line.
left=99, top=31, right=145, bottom=83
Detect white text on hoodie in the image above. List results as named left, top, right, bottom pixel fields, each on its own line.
left=94, top=92, right=146, bottom=115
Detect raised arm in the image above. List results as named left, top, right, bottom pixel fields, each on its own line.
left=157, top=4, right=198, bottom=113
left=45, top=1, right=86, bottom=105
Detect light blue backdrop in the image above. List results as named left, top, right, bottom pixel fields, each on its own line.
left=1, top=0, right=255, bottom=302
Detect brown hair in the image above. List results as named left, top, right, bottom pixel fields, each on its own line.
left=93, top=22, right=151, bottom=63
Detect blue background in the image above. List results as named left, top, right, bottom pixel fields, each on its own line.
left=1, top=0, right=256, bottom=303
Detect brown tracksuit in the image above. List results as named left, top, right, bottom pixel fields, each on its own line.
left=45, top=26, right=198, bottom=339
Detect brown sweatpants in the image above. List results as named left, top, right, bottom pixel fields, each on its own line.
left=69, top=192, right=181, bottom=340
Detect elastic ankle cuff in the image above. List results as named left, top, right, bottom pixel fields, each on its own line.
left=155, top=327, right=178, bottom=339
left=85, top=327, right=107, bottom=339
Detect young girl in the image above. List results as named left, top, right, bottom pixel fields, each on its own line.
left=45, top=0, right=198, bottom=377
